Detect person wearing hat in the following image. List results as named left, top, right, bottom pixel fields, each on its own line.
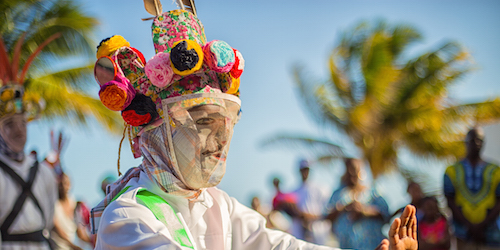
left=289, top=159, right=331, bottom=245
left=0, top=87, right=57, bottom=247
left=90, top=1, right=418, bottom=249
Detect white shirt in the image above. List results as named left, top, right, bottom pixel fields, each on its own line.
left=290, top=182, right=331, bottom=245
left=0, top=154, right=58, bottom=250
left=95, top=172, right=338, bottom=250
left=50, top=200, right=78, bottom=250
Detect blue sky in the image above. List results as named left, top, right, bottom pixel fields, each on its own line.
left=26, top=0, right=500, bottom=210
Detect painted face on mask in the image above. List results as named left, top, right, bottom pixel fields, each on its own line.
left=164, top=95, right=240, bottom=190
left=172, top=105, right=230, bottom=189
left=190, top=105, right=229, bottom=163
left=0, top=114, right=27, bottom=153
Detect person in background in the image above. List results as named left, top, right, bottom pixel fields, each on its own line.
left=291, top=159, right=331, bottom=245
left=407, top=182, right=425, bottom=220
left=393, top=181, right=425, bottom=222
left=100, top=175, right=115, bottom=195
left=75, top=201, right=94, bottom=248
left=327, top=158, right=390, bottom=250
left=0, top=84, right=58, bottom=249
left=418, top=196, right=450, bottom=250
left=50, top=173, right=91, bottom=250
left=272, top=177, right=299, bottom=216
left=444, top=127, right=500, bottom=249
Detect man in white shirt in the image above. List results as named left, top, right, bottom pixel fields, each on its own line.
left=291, top=159, right=331, bottom=245
left=90, top=4, right=418, bottom=250
left=0, top=85, right=58, bottom=249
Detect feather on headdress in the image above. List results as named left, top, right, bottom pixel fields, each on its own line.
left=0, top=33, right=50, bottom=120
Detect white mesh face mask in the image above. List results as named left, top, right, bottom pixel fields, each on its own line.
left=162, top=93, right=241, bottom=190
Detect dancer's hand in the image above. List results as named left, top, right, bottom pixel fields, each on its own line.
left=374, top=205, right=418, bottom=250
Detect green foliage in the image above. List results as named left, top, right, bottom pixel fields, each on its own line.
left=277, top=21, right=500, bottom=177
left=1, top=0, right=123, bottom=132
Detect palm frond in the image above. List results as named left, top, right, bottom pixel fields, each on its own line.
left=2, top=0, right=98, bottom=74
left=0, top=0, right=115, bottom=132
left=261, top=134, right=344, bottom=157
left=444, top=99, right=500, bottom=125
left=25, top=77, right=123, bottom=134
left=328, top=52, right=355, bottom=107
left=389, top=24, right=422, bottom=57
left=293, top=65, right=348, bottom=132
left=274, top=20, right=491, bottom=178
left=33, top=63, right=95, bottom=91
left=398, top=42, right=472, bottom=107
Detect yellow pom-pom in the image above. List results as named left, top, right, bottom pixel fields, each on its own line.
left=226, top=76, right=240, bottom=95
left=96, top=35, right=130, bottom=59
left=170, top=40, right=204, bottom=76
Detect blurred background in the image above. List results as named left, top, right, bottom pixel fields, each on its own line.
left=4, top=0, right=500, bottom=248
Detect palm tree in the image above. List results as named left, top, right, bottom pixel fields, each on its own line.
left=0, top=0, right=122, bottom=131
left=265, top=21, right=500, bottom=177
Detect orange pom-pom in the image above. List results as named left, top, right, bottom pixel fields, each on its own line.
left=99, top=84, right=127, bottom=111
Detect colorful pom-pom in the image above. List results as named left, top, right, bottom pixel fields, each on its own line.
left=98, top=74, right=136, bottom=111
left=145, top=52, right=174, bottom=88
left=230, top=49, right=244, bottom=78
left=170, top=40, right=204, bottom=76
left=121, top=94, right=159, bottom=126
left=122, top=110, right=152, bottom=127
left=130, top=47, right=146, bottom=65
left=96, top=35, right=130, bottom=59
left=226, top=76, right=240, bottom=95
left=203, top=40, right=235, bottom=73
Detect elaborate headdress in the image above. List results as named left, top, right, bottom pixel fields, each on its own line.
left=0, top=34, right=46, bottom=121
left=94, top=0, right=244, bottom=159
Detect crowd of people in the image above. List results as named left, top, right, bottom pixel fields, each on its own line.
left=254, top=127, right=500, bottom=250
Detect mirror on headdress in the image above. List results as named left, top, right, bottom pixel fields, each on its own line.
left=94, top=56, right=117, bottom=86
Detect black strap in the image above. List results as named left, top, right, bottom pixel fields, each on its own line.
left=0, top=161, right=45, bottom=218
left=0, top=160, right=46, bottom=241
left=1, top=230, right=47, bottom=242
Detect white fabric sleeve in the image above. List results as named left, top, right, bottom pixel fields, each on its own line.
left=227, top=195, right=339, bottom=250
left=95, top=198, right=190, bottom=250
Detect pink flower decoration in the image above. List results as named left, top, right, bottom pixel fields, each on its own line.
left=161, top=16, right=172, bottom=25
left=155, top=44, right=169, bottom=53
left=145, top=52, right=174, bottom=88
left=168, top=39, right=176, bottom=48
left=167, top=92, right=182, bottom=98
left=203, top=86, right=214, bottom=93
left=137, top=77, right=151, bottom=95
left=179, top=75, right=202, bottom=91
left=167, top=28, right=177, bottom=36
